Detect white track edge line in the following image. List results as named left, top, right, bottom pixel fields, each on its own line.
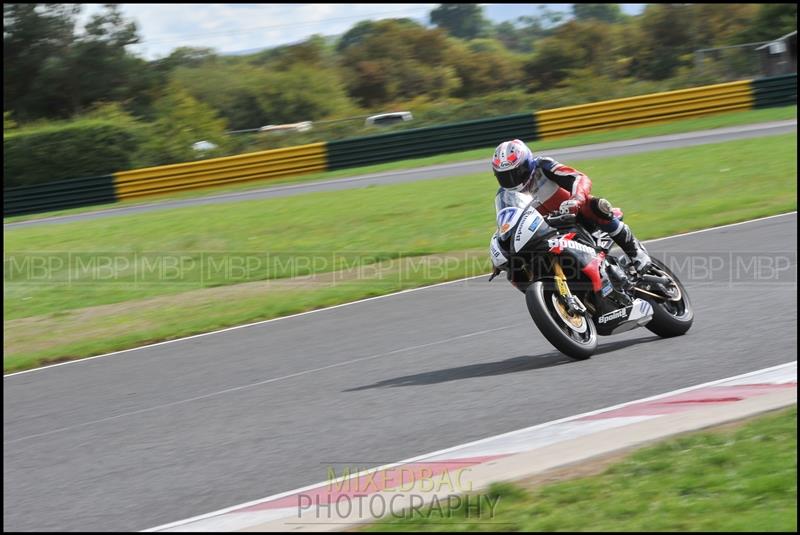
left=143, top=360, right=797, bottom=531
left=644, top=210, right=797, bottom=243
left=2, top=275, right=483, bottom=377
left=5, top=210, right=797, bottom=378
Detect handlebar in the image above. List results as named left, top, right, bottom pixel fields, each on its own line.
left=545, top=212, right=577, bottom=227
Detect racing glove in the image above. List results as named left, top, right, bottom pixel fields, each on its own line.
left=559, top=198, right=583, bottom=215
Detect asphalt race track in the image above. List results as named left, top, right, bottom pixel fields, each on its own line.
left=3, top=212, right=797, bottom=531
left=5, top=120, right=796, bottom=230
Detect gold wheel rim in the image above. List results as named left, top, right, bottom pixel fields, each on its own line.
left=551, top=295, right=587, bottom=333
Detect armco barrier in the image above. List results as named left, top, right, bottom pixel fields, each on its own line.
left=4, top=174, right=116, bottom=216
left=752, top=74, right=797, bottom=109
left=113, top=143, right=327, bottom=201
left=535, top=80, right=754, bottom=138
left=327, top=113, right=537, bottom=170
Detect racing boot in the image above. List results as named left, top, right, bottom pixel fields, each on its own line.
left=610, top=223, right=651, bottom=273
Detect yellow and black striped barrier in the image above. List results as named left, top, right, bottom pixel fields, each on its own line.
left=113, top=143, right=327, bottom=201
left=535, top=80, right=754, bottom=139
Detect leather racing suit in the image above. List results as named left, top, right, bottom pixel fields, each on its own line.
left=495, top=156, right=651, bottom=272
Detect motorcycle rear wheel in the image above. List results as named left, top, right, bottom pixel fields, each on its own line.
left=526, top=281, right=597, bottom=360
left=642, top=258, right=694, bottom=338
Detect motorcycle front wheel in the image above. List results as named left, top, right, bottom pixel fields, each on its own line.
left=525, top=280, right=597, bottom=360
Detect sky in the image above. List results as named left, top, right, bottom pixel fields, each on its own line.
left=77, top=3, right=647, bottom=60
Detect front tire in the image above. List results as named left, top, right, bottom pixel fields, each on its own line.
left=525, top=281, right=597, bottom=360
left=642, top=258, right=694, bottom=338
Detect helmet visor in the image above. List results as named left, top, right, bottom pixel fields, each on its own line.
left=495, top=161, right=531, bottom=189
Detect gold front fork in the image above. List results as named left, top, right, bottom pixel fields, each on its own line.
left=552, top=257, right=587, bottom=314
left=552, top=258, right=571, bottom=299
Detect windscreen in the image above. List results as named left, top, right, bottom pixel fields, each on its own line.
left=495, top=189, right=534, bottom=238
left=495, top=189, right=533, bottom=214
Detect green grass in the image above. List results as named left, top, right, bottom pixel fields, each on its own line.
left=3, top=133, right=796, bottom=372
left=4, top=105, right=795, bottom=224
left=362, top=407, right=798, bottom=532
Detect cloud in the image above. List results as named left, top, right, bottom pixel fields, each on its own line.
left=81, top=3, right=646, bottom=60
left=101, top=3, right=436, bottom=59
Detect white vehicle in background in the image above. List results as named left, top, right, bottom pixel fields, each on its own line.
left=365, top=111, right=413, bottom=127
left=259, top=121, right=313, bottom=134
left=191, top=140, right=218, bottom=152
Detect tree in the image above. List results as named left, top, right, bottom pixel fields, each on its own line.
left=688, top=4, right=759, bottom=46
left=336, top=18, right=421, bottom=52
left=3, top=3, right=152, bottom=120
left=152, top=47, right=217, bottom=74
left=339, top=20, right=461, bottom=106
left=572, top=4, right=623, bottom=24
left=336, top=20, right=379, bottom=53
left=553, top=20, right=618, bottom=76
left=745, top=3, right=797, bottom=41
left=430, top=4, right=488, bottom=40
left=82, top=4, right=138, bottom=47
left=139, top=81, right=230, bottom=165
left=171, top=63, right=271, bottom=130
left=532, top=5, right=565, bottom=29
left=492, top=12, right=558, bottom=54
left=518, top=16, right=624, bottom=90
left=65, top=5, right=151, bottom=115
left=523, top=37, right=587, bottom=90
left=256, top=34, right=331, bottom=71
left=447, top=38, right=523, bottom=97
left=492, top=21, right=525, bottom=52
left=3, top=3, right=80, bottom=120
left=255, top=66, right=356, bottom=124
left=630, top=4, right=698, bottom=80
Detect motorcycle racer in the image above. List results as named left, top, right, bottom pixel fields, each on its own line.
left=491, top=139, right=652, bottom=273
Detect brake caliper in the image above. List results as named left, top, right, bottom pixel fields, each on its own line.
left=553, top=260, right=586, bottom=315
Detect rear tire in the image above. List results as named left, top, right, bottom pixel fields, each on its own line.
left=642, top=258, right=693, bottom=338
left=526, top=281, right=597, bottom=360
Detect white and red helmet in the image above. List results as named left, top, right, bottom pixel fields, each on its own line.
left=492, top=139, right=535, bottom=190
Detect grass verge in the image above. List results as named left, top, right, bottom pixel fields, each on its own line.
left=361, top=406, right=797, bottom=532
left=4, top=133, right=797, bottom=372
left=4, top=105, right=795, bottom=224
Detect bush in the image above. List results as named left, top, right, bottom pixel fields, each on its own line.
left=134, top=81, right=232, bottom=167
left=3, top=118, right=145, bottom=188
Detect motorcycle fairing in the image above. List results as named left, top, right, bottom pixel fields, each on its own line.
left=595, top=298, right=654, bottom=335
left=489, top=233, right=508, bottom=269
left=496, top=207, right=523, bottom=240
left=546, top=232, right=607, bottom=294
left=513, top=208, right=551, bottom=253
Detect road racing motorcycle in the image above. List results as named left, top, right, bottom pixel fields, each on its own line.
left=489, top=189, right=693, bottom=360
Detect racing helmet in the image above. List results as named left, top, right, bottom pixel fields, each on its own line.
left=491, top=139, right=536, bottom=190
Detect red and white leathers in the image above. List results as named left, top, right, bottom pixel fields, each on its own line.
left=523, top=157, right=601, bottom=221
left=497, top=155, right=618, bottom=229
left=493, top=152, right=652, bottom=272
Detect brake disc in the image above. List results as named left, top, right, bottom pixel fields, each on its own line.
left=551, top=294, right=588, bottom=333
